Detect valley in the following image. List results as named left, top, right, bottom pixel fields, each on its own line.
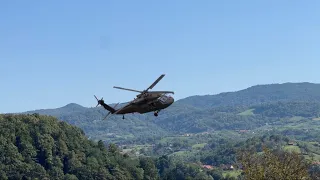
left=23, top=83, right=320, bottom=143
left=19, top=82, right=320, bottom=179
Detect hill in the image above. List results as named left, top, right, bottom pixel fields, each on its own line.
left=24, top=103, right=170, bottom=144
left=0, top=114, right=229, bottom=180
left=4, top=82, right=320, bottom=179
left=21, top=82, right=320, bottom=143
left=0, top=113, right=164, bottom=179
left=151, top=82, right=320, bottom=134
left=178, top=82, right=320, bottom=108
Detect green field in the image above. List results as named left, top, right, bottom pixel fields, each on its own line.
left=192, top=143, right=207, bottom=149
left=169, top=151, right=189, bottom=157
left=312, top=153, right=320, bottom=161
left=283, top=145, right=301, bottom=153
left=238, top=109, right=254, bottom=115
left=288, top=116, right=304, bottom=122
left=223, top=170, right=242, bottom=178
left=159, top=136, right=189, bottom=143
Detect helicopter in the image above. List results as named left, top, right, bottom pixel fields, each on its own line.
left=94, top=74, right=174, bottom=120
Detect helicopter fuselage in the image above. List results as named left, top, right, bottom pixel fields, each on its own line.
left=94, top=74, right=174, bottom=119
left=116, top=94, right=174, bottom=114
left=132, top=93, right=163, bottom=105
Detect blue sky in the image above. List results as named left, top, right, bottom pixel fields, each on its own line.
left=1, top=0, right=320, bottom=113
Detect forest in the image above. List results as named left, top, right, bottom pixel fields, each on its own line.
left=0, top=114, right=243, bottom=179
left=23, top=83, right=320, bottom=144
left=2, top=82, right=320, bottom=179
left=1, top=113, right=319, bottom=179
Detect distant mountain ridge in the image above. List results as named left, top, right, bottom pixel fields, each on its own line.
left=20, top=82, right=320, bottom=143
left=178, top=82, right=320, bottom=108
left=24, top=103, right=87, bottom=114
left=24, top=82, right=320, bottom=112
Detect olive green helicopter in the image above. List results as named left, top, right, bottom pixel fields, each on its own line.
left=94, top=74, right=174, bottom=120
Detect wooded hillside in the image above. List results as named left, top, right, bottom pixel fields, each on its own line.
left=0, top=114, right=160, bottom=180
left=23, top=82, right=320, bottom=143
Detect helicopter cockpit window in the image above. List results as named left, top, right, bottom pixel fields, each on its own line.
left=159, top=95, right=168, bottom=103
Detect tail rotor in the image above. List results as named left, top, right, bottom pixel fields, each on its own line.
left=94, top=95, right=104, bottom=107
left=95, top=95, right=120, bottom=120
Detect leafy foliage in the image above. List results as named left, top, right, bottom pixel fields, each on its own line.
left=237, top=147, right=311, bottom=179
left=24, top=103, right=170, bottom=144
left=252, top=101, right=320, bottom=118
left=4, top=82, right=320, bottom=179
left=0, top=114, right=160, bottom=180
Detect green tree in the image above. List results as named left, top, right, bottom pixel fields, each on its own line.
left=237, top=147, right=311, bottom=180
left=139, top=157, right=159, bottom=180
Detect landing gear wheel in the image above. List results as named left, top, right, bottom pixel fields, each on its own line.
left=154, top=110, right=159, bottom=117
left=122, top=115, right=125, bottom=119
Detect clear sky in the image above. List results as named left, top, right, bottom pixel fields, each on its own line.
left=1, top=0, right=319, bottom=113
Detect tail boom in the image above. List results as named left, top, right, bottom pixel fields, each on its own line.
left=100, top=103, right=116, bottom=114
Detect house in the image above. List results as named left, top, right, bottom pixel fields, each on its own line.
left=288, top=141, right=295, bottom=145
left=220, top=164, right=234, bottom=170
left=202, top=165, right=214, bottom=170
left=312, top=161, right=320, bottom=165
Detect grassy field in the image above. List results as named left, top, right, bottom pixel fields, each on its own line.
left=312, top=153, right=320, bottom=161
left=283, top=145, right=301, bottom=153
left=238, top=109, right=254, bottom=116
left=304, top=153, right=320, bottom=161
left=309, top=141, right=320, bottom=146
left=288, top=116, right=305, bottom=122
left=222, top=170, right=242, bottom=178
left=159, top=136, right=189, bottom=143
left=192, top=143, right=207, bottom=149
left=121, top=144, right=153, bottom=155
left=170, top=151, right=187, bottom=156
left=283, top=142, right=320, bottom=162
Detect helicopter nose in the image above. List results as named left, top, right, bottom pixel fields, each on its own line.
left=168, top=96, right=174, bottom=104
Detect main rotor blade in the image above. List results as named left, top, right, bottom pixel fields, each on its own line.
left=148, top=91, right=174, bottom=94
left=113, top=86, right=143, bottom=93
left=146, top=74, right=165, bottom=91
left=113, top=103, right=120, bottom=109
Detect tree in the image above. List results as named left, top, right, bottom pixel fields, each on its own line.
left=237, top=147, right=311, bottom=180
left=308, top=164, right=320, bottom=180
left=139, top=157, right=159, bottom=180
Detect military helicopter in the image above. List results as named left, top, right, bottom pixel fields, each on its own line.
left=94, top=74, right=174, bottom=120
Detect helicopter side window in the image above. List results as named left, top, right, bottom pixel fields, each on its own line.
left=159, top=96, right=168, bottom=103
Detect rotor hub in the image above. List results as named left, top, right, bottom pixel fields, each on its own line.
left=98, top=99, right=104, bottom=104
